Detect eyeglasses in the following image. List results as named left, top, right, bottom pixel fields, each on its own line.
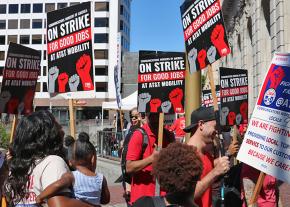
left=130, top=115, right=139, bottom=119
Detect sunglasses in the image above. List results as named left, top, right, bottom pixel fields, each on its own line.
left=130, top=115, right=139, bottom=119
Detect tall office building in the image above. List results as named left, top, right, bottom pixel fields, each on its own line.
left=0, top=0, right=131, bottom=119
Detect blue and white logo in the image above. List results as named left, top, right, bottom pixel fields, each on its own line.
left=263, top=88, right=276, bottom=105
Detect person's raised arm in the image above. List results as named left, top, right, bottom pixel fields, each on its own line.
left=100, top=176, right=110, bottom=204
left=36, top=172, right=74, bottom=204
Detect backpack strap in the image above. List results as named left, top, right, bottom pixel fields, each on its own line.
left=152, top=196, right=166, bottom=207
left=135, top=128, right=149, bottom=159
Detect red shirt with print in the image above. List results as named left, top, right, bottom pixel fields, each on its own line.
left=195, top=152, right=214, bottom=207
left=170, top=117, right=186, bottom=137
left=126, top=123, right=174, bottom=204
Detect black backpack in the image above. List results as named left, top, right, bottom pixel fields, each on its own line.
left=120, top=127, right=149, bottom=184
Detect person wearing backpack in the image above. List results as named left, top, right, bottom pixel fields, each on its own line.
left=133, top=142, right=202, bottom=207
left=125, top=113, right=175, bottom=205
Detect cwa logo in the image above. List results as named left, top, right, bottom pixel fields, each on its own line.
left=263, top=88, right=276, bottom=105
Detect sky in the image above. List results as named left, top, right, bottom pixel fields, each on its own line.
left=130, top=0, right=185, bottom=52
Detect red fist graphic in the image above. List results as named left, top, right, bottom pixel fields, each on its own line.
left=228, top=111, right=236, bottom=125
left=169, top=88, right=184, bottom=113
left=210, top=24, right=230, bottom=56
left=24, top=89, right=35, bottom=115
left=76, top=54, right=93, bottom=91
left=150, top=98, right=161, bottom=112
left=7, top=97, right=19, bottom=114
left=58, top=72, right=69, bottom=93
left=269, top=66, right=285, bottom=89
left=197, top=49, right=207, bottom=69
left=240, top=102, right=248, bottom=123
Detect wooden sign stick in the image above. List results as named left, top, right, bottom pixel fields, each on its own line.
left=233, top=124, right=238, bottom=165
left=249, top=172, right=266, bottom=205
left=69, top=99, right=76, bottom=138
left=155, top=112, right=164, bottom=196
left=207, top=65, right=218, bottom=111
left=9, top=115, right=18, bottom=143
left=119, top=109, right=125, bottom=140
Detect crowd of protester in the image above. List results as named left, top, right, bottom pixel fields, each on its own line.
left=0, top=107, right=283, bottom=207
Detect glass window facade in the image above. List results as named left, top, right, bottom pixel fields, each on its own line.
left=94, top=33, right=109, bottom=43
left=45, top=3, right=55, bottom=13
left=32, top=19, right=42, bottom=28
left=95, top=2, right=109, bottom=11
left=0, top=36, right=5, bottom=45
left=95, top=82, right=108, bottom=92
left=33, top=4, right=43, bottom=13
left=8, top=35, right=17, bottom=44
left=0, top=20, right=6, bottom=29
left=94, top=50, right=108, bottom=59
left=9, top=4, right=18, bottom=13
left=20, top=35, right=30, bottom=44
left=0, top=5, right=6, bottom=14
left=20, top=19, right=30, bottom=29
left=32, top=35, right=42, bottom=44
left=21, top=4, right=31, bottom=13
left=8, top=19, right=18, bottom=29
left=94, top=18, right=109, bottom=27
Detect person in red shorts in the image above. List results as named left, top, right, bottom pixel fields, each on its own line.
left=126, top=113, right=175, bottom=205
left=184, top=106, right=230, bottom=207
left=170, top=113, right=186, bottom=143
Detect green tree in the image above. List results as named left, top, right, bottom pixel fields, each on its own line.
left=0, top=123, right=10, bottom=149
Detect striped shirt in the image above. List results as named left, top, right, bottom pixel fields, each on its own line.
left=72, top=170, right=103, bottom=206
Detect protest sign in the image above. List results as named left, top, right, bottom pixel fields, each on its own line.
left=114, top=33, right=122, bottom=109
left=237, top=53, right=290, bottom=183
left=220, top=67, right=248, bottom=126
left=0, top=43, right=40, bottom=115
left=138, top=51, right=185, bottom=113
left=180, top=0, right=230, bottom=73
left=47, top=2, right=93, bottom=93
left=202, top=85, right=220, bottom=107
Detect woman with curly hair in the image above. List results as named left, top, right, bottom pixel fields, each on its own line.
left=133, top=142, right=203, bottom=207
left=4, top=110, right=92, bottom=207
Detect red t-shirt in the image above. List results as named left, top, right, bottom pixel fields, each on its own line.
left=170, top=117, right=185, bottom=137
left=126, top=124, right=174, bottom=204
left=241, top=164, right=276, bottom=207
left=195, top=152, right=214, bottom=207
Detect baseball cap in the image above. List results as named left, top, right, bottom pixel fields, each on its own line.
left=183, top=106, right=216, bottom=133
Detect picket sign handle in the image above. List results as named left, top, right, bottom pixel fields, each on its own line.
left=155, top=112, right=164, bottom=196
left=249, top=172, right=266, bottom=204
left=233, top=124, right=238, bottom=165
left=119, top=109, right=125, bottom=140
left=207, top=65, right=218, bottom=111
left=9, top=115, right=18, bottom=143
left=69, top=99, right=76, bottom=138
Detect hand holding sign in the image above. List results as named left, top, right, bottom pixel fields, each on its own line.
left=169, top=88, right=184, bottom=113
left=69, top=74, right=80, bottom=92
left=161, top=101, right=172, bottom=113
left=138, top=93, right=151, bottom=112
left=76, top=54, right=93, bottom=91
left=198, top=49, right=207, bottom=69
left=188, top=47, right=198, bottom=74
left=58, top=72, right=69, bottom=93
left=48, top=66, right=59, bottom=93
left=150, top=98, right=161, bottom=112
left=0, top=91, right=11, bottom=113
left=211, top=24, right=230, bottom=56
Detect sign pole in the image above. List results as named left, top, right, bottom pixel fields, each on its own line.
left=9, top=115, right=18, bottom=143
left=155, top=112, right=164, bottom=196
left=69, top=99, right=76, bottom=138
left=184, top=55, right=201, bottom=143
left=233, top=124, right=238, bottom=165
left=249, top=172, right=266, bottom=205
left=119, top=109, right=125, bottom=140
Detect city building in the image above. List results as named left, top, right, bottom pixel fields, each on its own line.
left=122, top=52, right=138, bottom=98
left=221, top=0, right=290, bottom=113
left=0, top=0, right=131, bottom=120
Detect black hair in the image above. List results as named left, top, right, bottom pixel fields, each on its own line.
left=63, top=135, right=75, bottom=166
left=74, top=132, right=96, bottom=165
left=5, top=110, right=64, bottom=204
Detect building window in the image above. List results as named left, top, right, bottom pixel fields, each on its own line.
left=32, top=35, right=42, bottom=44
left=120, top=5, right=124, bottom=15
left=0, top=36, right=5, bottom=45
left=95, top=82, right=108, bottom=92
left=36, top=82, right=41, bottom=92
left=21, top=4, right=30, bottom=13
left=44, top=19, right=46, bottom=28
left=8, top=35, right=17, bottom=44
left=20, top=35, right=30, bottom=44
left=95, top=2, right=109, bottom=11
left=20, top=19, right=30, bottom=29
left=95, top=66, right=108, bottom=76
left=120, top=20, right=123, bottom=30
left=0, top=67, right=4, bottom=76
left=43, top=34, right=47, bottom=44
left=43, top=66, right=47, bottom=76
left=8, top=20, right=18, bottom=29
left=0, top=51, right=5, bottom=60
left=45, top=3, right=55, bottom=13
left=94, top=33, right=108, bottom=43
left=33, top=4, right=43, bottom=13
left=94, top=50, right=108, bottom=59
left=9, top=4, right=18, bottom=13
left=43, top=50, right=47, bottom=60
left=0, top=5, right=6, bottom=14
left=57, top=3, right=67, bottom=9
left=32, top=19, right=42, bottom=29
left=0, top=20, right=6, bottom=29
left=94, top=18, right=109, bottom=27
left=43, top=82, right=48, bottom=92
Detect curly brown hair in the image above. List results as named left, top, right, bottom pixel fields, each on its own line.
left=153, top=142, right=203, bottom=194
